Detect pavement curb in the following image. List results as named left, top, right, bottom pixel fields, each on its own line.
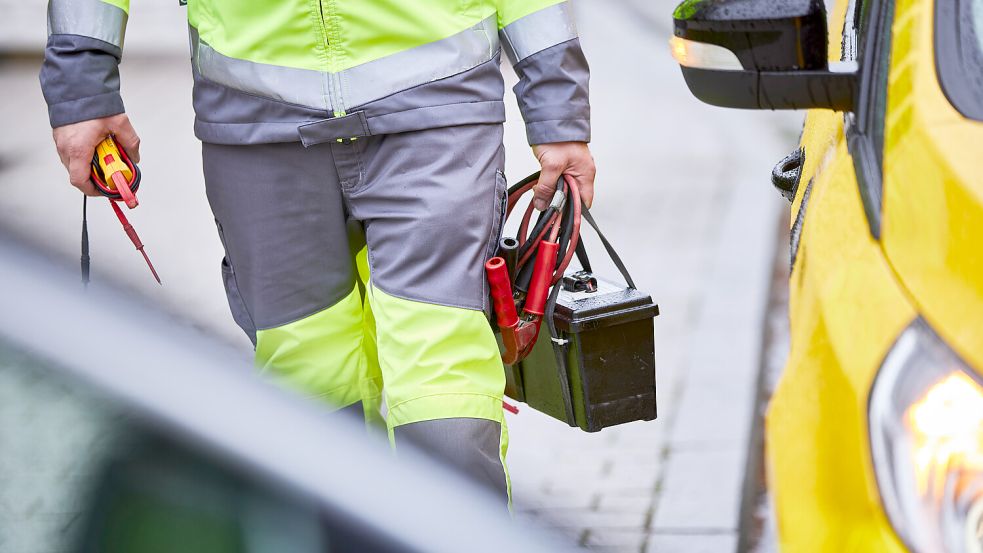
left=649, top=178, right=783, bottom=551
left=737, top=214, right=791, bottom=553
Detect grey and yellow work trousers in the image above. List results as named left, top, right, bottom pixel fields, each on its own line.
left=202, top=124, right=510, bottom=500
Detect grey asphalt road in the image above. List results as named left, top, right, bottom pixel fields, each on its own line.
left=0, top=1, right=800, bottom=551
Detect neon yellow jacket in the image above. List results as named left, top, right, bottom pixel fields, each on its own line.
left=41, top=0, right=590, bottom=146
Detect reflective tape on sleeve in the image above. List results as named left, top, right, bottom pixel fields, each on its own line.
left=48, top=0, right=127, bottom=48
left=500, top=1, right=577, bottom=64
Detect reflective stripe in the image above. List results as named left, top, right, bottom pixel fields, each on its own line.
left=47, top=0, right=127, bottom=48
left=191, top=16, right=498, bottom=112
left=191, top=27, right=332, bottom=112
left=341, top=15, right=498, bottom=109
left=500, top=1, right=577, bottom=63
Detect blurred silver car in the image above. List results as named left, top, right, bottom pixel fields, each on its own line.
left=0, top=236, right=574, bottom=553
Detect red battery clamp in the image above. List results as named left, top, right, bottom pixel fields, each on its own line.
left=485, top=173, right=582, bottom=364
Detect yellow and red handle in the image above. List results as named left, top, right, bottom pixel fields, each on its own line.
left=90, top=136, right=140, bottom=209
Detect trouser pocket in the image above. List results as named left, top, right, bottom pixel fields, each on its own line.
left=216, top=219, right=258, bottom=345
left=482, top=170, right=508, bottom=315
left=221, top=257, right=257, bottom=345
left=485, top=169, right=508, bottom=261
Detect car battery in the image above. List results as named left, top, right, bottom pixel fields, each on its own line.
left=502, top=271, right=659, bottom=432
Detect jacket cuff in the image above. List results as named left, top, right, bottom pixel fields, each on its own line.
left=40, top=34, right=125, bottom=128
left=47, top=90, right=125, bottom=128
left=512, top=38, right=591, bottom=145
left=525, top=119, right=591, bottom=145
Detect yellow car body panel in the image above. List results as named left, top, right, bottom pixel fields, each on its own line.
left=768, top=0, right=983, bottom=549
left=769, top=133, right=914, bottom=552
left=881, top=0, right=983, bottom=372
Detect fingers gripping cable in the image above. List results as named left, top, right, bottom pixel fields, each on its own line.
left=485, top=172, right=582, bottom=364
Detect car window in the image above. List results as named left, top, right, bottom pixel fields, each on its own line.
left=0, top=343, right=339, bottom=553
left=865, top=0, right=893, bottom=169
left=845, top=0, right=895, bottom=237
left=0, top=343, right=135, bottom=552
left=935, top=0, right=983, bottom=120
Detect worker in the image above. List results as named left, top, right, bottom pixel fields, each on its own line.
left=40, top=0, right=595, bottom=502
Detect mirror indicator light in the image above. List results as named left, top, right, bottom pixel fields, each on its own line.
left=668, top=36, right=743, bottom=71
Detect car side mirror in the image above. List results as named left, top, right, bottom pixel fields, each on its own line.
left=671, top=0, right=857, bottom=111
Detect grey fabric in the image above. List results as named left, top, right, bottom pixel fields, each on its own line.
left=337, top=401, right=364, bottom=420
left=500, top=1, right=577, bottom=63
left=202, top=123, right=506, bottom=338
left=40, top=34, right=124, bottom=128
left=48, top=0, right=127, bottom=48
left=342, top=123, right=506, bottom=311
left=394, top=418, right=507, bottom=502
left=190, top=16, right=497, bottom=114
left=202, top=142, right=358, bottom=332
left=512, top=38, right=591, bottom=145
left=192, top=66, right=329, bottom=145
left=192, top=56, right=507, bottom=146
left=298, top=112, right=370, bottom=147
left=294, top=102, right=507, bottom=144
left=220, top=257, right=257, bottom=344
left=365, top=101, right=506, bottom=138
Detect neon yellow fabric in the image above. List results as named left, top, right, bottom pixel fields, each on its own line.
left=325, top=0, right=495, bottom=72
left=367, top=282, right=510, bottom=503
left=255, top=285, right=368, bottom=409
left=187, top=0, right=324, bottom=72
left=101, top=0, right=127, bottom=13
left=253, top=248, right=507, bottom=433
left=252, top=256, right=509, bottom=499
left=367, top=283, right=506, bottom=426
left=187, top=0, right=566, bottom=72
left=499, top=417, right=512, bottom=509
left=355, top=248, right=386, bottom=430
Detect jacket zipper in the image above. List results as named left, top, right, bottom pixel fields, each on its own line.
left=316, top=0, right=346, bottom=116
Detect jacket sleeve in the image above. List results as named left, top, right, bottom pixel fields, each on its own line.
left=498, top=0, right=590, bottom=145
left=40, top=0, right=129, bottom=128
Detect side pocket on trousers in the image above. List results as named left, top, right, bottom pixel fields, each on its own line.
left=216, top=220, right=258, bottom=345
left=483, top=170, right=508, bottom=316
left=221, top=258, right=257, bottom=345
left=486, top=169, right=508, bottom=262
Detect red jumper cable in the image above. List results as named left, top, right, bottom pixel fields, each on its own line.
left=486, top=173, right=582, bottom=364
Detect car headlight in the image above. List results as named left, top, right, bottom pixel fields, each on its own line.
left=870, top=319, right=983, bottom=553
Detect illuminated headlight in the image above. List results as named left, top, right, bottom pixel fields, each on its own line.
left=870, top=319, right=983, bottom=553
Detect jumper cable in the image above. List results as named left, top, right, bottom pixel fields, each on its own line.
left=83, top=136, right=161, bottom=285
left=486, top=172, right=582, bottom=364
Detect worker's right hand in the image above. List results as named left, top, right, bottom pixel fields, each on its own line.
left=52, top=113, right=141, bottom=196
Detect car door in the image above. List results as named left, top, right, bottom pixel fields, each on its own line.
left=766, top=0, right=916, bottom=549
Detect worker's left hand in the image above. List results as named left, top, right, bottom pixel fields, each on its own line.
left=531, top=141, right=596, bottom=211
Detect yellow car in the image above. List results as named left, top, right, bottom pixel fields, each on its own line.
left=671, top=0, right=983, bottom=551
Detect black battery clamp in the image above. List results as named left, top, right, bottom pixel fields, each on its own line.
left=488, top=173, right=659, bottom=432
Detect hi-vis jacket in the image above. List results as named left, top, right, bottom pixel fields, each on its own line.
left=41, top=0, right=590, bottom=146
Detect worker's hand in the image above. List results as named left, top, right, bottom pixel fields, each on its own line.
left=52, top=113, right=141, bottom=196
left=531, top=141, right=596, bottom=211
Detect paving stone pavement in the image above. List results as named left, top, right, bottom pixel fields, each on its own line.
left=0, top=1, right=800, bottom=551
